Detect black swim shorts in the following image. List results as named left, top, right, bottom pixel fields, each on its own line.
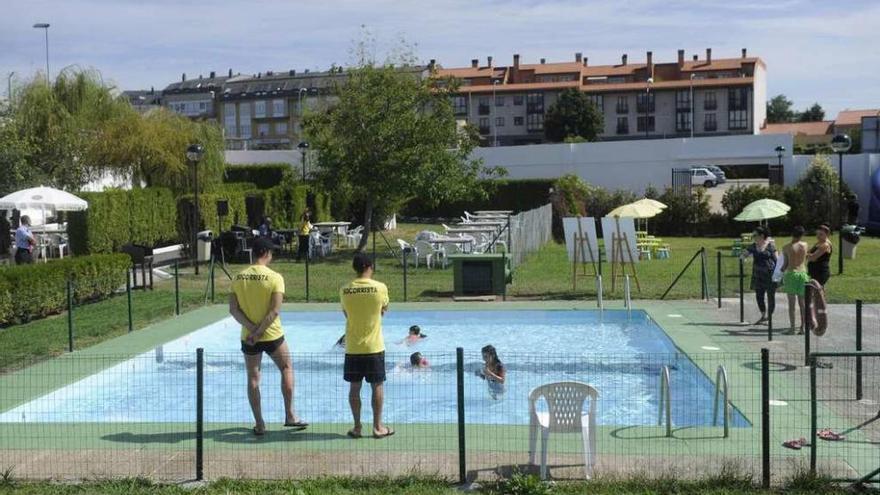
left=343, top=352, right=386, bottom=383
left=240, top=336, right=285, bottom=356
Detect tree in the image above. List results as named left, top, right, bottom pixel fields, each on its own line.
left=304, top=63, right=502, bottom=251
left=798, top=103, right=825, bottom=122
left=544, top=88, right=604, bottom=142
left=766, top=94, right=795, bottom=123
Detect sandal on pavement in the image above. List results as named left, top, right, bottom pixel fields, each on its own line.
left=818, top=429, right=845, bottom=441
left=373, top=427, right=395, bottom=439
left=347, top=429, right=362, bottom=439
left=783, top=438, right=807, bottom=450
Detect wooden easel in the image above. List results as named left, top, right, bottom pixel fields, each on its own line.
left=610, top=216, right=641, bottom=293
left=571, top=217, right=597, bottom=290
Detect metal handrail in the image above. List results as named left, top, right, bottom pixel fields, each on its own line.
left=713, top=365, right=730, bottom=438
left=658, top=365, right=672, bottom=437
left=624, top=275, right=632, bottom=312
left=596, top=275, right=604, bottom=311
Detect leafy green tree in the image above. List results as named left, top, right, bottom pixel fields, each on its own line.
left=0, top=108, right=39, bottom=196
left=766, top=94, right=795, bottom=123
left=304, top=63, right=502, bottom=250
left=544, top=88, right=604, bottom=142
left=798, top=103, right=825, bottom=122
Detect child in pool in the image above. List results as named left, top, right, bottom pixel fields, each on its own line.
left=475, top=345, right=506, bottom=399
left=400, top=325, right=427, bottom=346
left=409, top=352, right=430, bottom=369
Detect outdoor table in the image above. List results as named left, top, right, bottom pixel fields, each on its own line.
left=313, top=222, right=351, bottom=243
left=474, top=210, right=513, bottom=215
left=458, top=220, right=506, bottom=228
left=445, top=227, right=497, bottom=235
left=431, top=235, right=476, bottom=254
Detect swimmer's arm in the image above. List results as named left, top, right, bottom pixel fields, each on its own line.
left=229, top=294, right=257, bottom=333
left=250, top=292, right=283, bottom=341
left=484, top=367, right=505, bottom=384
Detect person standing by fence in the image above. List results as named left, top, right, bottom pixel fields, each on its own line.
left=741, top=227, right=777, bottom=325
left=229, top=237, right=307, bottom=435
left=14, top=215, right=35, bottom=264
left=781, top=226, right=810, bottom=335
left=340, top=253, right=394, bottom=439
left=807, top=224, right=832, bottom=287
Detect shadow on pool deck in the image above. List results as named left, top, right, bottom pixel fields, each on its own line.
left=102, top=428, right=348, bottom=445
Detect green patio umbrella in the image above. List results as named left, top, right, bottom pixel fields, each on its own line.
left=734, top=199, right=791, bottom=222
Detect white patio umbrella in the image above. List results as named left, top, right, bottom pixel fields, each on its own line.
left=0, top=186, right=88, bottom=224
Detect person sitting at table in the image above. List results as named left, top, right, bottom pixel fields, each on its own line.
left=296, top=210, right=313, bottom=262
left=14, top=216, right=36, bottom=264
left=258, top=216, right=274, bottom=238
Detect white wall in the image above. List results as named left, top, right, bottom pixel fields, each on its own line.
left=226, top=150, right=301, bottom=165
left=790, top=153, right=880, bottom=224
left=471, top=133, right=794, bottom=194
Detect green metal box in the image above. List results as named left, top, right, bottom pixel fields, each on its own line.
left=448, top=253, right=511, bottom=296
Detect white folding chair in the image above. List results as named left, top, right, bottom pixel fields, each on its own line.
left=396, top=239, right=418, bottom=267
left=528, top=381, right=598, bottom=480
left=414, top=240, right=441, bottom=269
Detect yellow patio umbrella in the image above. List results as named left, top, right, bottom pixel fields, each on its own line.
left=734, top=199, right=791, bottom=222
left=632, top=198, right=667, bottom=211
left=607, top=200, right=665, bottom=234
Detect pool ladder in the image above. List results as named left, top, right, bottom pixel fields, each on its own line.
left=658, top=365, right=672, bottom=437
left=713, top=365, right=731, bottom=438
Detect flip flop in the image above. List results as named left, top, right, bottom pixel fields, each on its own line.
left=373, top=427, right=395, bottom=439
left=284, top=419, right=309, bottom=428
left=818, top=429, right=845, bottom=441
left=253, top=426, right=266, bottom=436
left=347, top=429, right=362, bottom=439
left=782, top=438, right=806, bottom=450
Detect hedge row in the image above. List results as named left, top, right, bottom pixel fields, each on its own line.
left=402, top=179, right=554, bottom=219
left=0, top=254, right=130, bottom=326
left=68, top=188, right=178, bottom=255
left=223, top=164, right=291, bottom=189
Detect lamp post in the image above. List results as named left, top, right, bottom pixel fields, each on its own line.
left=6, top=72, right=14, bottom=101
left=689, top=74, right=695, bottom=139
left=644, top=77, right=654, bottom=138
left=186, top=144, right=205, bottom=275
left=774, top=145, right=785, bottom=167
left=298, top=141, right=309, bottom=182
left=830, top=133, right=851, bottom=275
left=32, top=23, right=50, bottom=83
left=297, top=87, right=307, bottom=141
left=492, top=80, right=500, bottom=147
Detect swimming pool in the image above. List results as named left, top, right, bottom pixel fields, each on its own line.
left=0, top=310, right=748, bottom=427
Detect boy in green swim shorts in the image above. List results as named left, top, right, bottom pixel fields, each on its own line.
left=781, top=226, right=809, bottom=335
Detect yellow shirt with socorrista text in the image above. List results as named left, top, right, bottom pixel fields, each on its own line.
left=340, top=278, right=389, bottom=355
left=232, top=265, right=285, bottom=342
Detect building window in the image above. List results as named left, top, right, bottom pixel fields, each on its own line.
left=496, top=117, right=505, bottom=127
left=513, top=95, right=524, bottom=106
left=704, top=91, right=717, bottom=110
left=704, top=113, right=717, bottom=132
left=254, top=100, right=266, bottom=118
left=514, top=116, right=524, bottom=126
left=636, top=92, right=655, bottom=113
left=258, top=123, right=270, bottom=137
left=275, top=122, right=288, bottom=135
left=729, top=110, right=748, bottom=130
left=451, top=96, right=467, bottom=115
left=616, top=96, right=629, bottom=114
left=676, top=90, right=691, bottom=112
left=199, top=101, right=207, bottom=112
left=478, top=96, right=491, bottom=115
left=239, top=102, right=251, bottom=138
left=272, top=99, right=286, bottom=117
left=495, top=96, right=505, bottom=107
left=676, top=111, right=692, bottom=132
left=527, top=113, right=544, bottom=132
left=223, top=103, right=237, bottom=137
left=479, top=117, right=490, bottom=134
left=526, top=93, right=544, bottom=113
left=636, top=115, right=655, bottom=133
left=587, top=94, right=604, bottom=114
left=728, top=88, right=748, bottom=111
left=616, top=117, right=629, bottom=134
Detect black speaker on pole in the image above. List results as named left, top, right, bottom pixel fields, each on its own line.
left=217, top=200, right=229, bottom=217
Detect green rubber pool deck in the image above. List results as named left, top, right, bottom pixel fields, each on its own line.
left=0, top=300, right=876, bottom=480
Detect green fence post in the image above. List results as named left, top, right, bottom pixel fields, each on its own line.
left=196, top=347, right=204, bottom=481
left=716, top=251, right=722, bottom=308
left=127, top=270, right=133, bottom=333
left=856, top=300, right=863, bottom=400
left=738, top=257, right=745, bottom=324
left=174, top=261, right=180, bottom=316
left=402, top=248, right=408, bottom=302
left=456, top=347, right=466, bottom=484
left=809, top=355, right=817, bottom=475
left=67, top=279, right=74, bottom=352
left=305, top=248, right=310, bottom=302
left=761, top=348, right=770, bottom=488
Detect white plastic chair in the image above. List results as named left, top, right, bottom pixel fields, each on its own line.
left=528, top=381, right=598, bottom=480
left=414, top=240, right=441, bottom=269
left=396, top=239, right=418, bottom=267
left=346, top=226, right=364, bottom=248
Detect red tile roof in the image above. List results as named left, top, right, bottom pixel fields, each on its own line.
left=452, top=76, right=752, bottom=94
left=834, top=109, right=880, bottom=127
left=763, top=121, right=833, bottom=136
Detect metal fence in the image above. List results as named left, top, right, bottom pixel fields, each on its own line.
left=4, top=346, right=878, bottom=485
left=507, top=204, right=553, bottom=268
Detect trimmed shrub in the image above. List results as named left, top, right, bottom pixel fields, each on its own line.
left=177, top=186, right=249, bottom=239
left=0, top=253, right=130, bottom=326
left=0, top=216, right=10, bottom=257
left=402, top=179, right=553, bottom=219
left=224, top=164, right=292, bottom=189
left=68, top=188, right=177, bottom=254
left=650, top=187, right=712, bottom=236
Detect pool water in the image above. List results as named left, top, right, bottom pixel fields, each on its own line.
left=0, top=310, right=748, bottom=427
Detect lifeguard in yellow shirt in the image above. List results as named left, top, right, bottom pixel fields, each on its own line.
left=229, top=237, right=308, bottom=436
left=340, top=253, right=394, bottom=439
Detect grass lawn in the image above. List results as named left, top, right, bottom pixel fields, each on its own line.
left=0, top=475, right=854, bottom=495
left=1, top=223, right=878, bottom=371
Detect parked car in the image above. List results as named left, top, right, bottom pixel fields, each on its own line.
left=691, top=168, right=719, bottom=188
left=692, top=165, right=726, bottom=184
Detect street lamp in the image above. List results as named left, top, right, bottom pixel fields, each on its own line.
left=297, top=141, right=309, bottom=182
left=644, top=77, right=654, bottom=138
left=297, top=87, right=307, bottom=141
left=186, top=143, right=205, bottom=275
left=774, top=145, right=785, bottom=167
left=830, top=133, right=852, bottom=275
left=32, top=23, right=50, bottom=83
left=689, top=74, right=695, bottom=139
left=6, top=72, right=14, bottom=101
left=492, top=80, right=500, bottom=147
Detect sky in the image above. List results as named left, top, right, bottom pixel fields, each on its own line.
left=2, top=0, right=879, bottom=118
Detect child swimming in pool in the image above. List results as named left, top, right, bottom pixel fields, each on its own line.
left=409, top=352, right=430, bottom=369
left=400, top=325, right=427, bottom=345
left=475, top=345, right=506, bottom=399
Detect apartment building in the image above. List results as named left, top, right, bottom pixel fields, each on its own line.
left=162, top=71, right=233, bottom=122
left=122, top=88, right=162, bottom=114
left=435, top=49, right=767, bottom=146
